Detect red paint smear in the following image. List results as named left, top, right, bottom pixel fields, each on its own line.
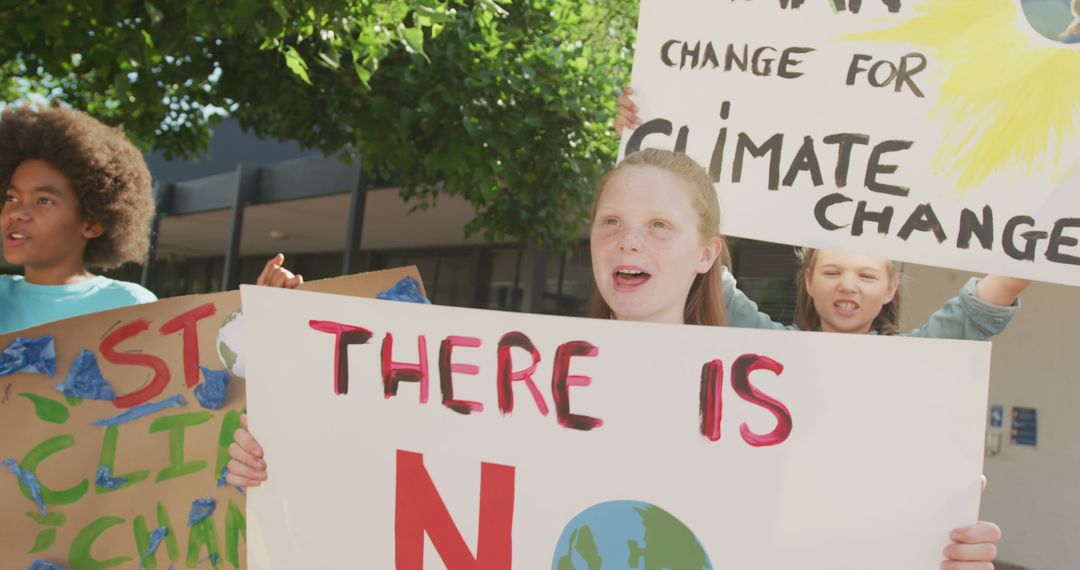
left=159, top=303, right=217, bottom=388
left=496, top=332, right=548, bottom=416
left=551, top=341, right=602, bottom=431
left=699, top=359, right=723, bottom=441
left=309, top=320, right=374, bottom=395
left=394, top=450, right=514, bottom=570
left=732, top=354, right=791, bottom=447
left=382, top=333, right=429, bottom=403
left=440, top=336, right=483, bottom=414
left=102, top=319, right=171, bottom=409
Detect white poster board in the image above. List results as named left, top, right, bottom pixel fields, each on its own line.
left=625, top=0, right=1080, bottom=286
left=242, top=286, right=990, bottom=569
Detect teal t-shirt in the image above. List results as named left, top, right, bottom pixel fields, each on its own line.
left=0, top=274, right=157, bottom=334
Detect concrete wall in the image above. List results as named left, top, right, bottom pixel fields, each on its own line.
left=144, top=118, right=318, bottom=182
left=900, top=264, right=1080, bottom=570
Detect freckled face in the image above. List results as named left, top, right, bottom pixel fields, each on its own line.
left=804, top=249, right=899, bottom=334
left=590, top=165, right=720, bottom=325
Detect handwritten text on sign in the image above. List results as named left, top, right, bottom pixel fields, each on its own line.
left=243, top=286, right=991, bottom=569
left=0, top=267, right=421, bottom=569
left=625, top=0, right=1080, bottom=285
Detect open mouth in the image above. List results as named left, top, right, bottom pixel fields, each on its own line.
left=614, top=268, right=651, bottom=289
left=3, top=231, right=27, bottom=244
left=833, top=300, right=859, bottom=316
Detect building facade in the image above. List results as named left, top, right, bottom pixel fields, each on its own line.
left=107, top=119, right=801, bottom=322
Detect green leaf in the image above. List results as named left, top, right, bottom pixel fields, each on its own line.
left=65, top=397, right=83, bottom=406
left=317, top=51, right=341, bottom=70
left=283, top=46, right=312, bottom=85
left=270, top=0, right=289, bottom=21
left=353, top=62, right=372, bottom=86
left=414, top=5, right=452, bottom=24
left=29, top=527, right=57, bottom=553
left=144, top=1, right=164, bottom=25
left=26, top=511, right=67, bottom=527
left=400, top=27, right=427, bottom=61
left=477, top=0, right=510, bottom=17
left=18, top=393, right=70, bottom=424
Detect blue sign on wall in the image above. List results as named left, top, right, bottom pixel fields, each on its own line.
left=989, top=405, right=1004, bottom=428
left=1011, top=407, right=1038, bottom=446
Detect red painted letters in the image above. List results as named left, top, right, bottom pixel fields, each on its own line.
left=551, top=341, right=603, bottom=431
left=159, top=303, right=217, bottom=388
left=440, top=336, right=484, bottom=414
left=395, top=450, right=514, bottom=570
left=102, top=320, right=171, bottom=409
left=309, top=320, right=374, bottom=395
left=496, top=332, right=548, bottom=416
left=382, top=333, right=430, bottom=403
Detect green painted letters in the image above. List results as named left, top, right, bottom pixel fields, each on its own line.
left=215, top=410, right=243, bottom=478
left=96, top=426, right=150, bottom=493
left=186, top=516, right=221, bottom=569
left=68, top=516, right=131, bottom=570
left=19, top=434, right=88, bottom=506
left=224, top=499, right=246, bottom=568
left=149, top=412, right=213, bottom=482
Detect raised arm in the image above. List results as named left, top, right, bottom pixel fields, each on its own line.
left=722, top=269, right=792, bottom=331
left=906, top=276, right=1024, bottom=339
left=974, top=275, right=1030, bottom=307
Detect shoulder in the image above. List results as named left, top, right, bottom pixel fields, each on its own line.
left=0, top=275, right=16, bottom=306
left=0, top=274, right=21, bottom=296
left=96, top=278, right=158, bottom=304
left=721, top=267, right=737, bottom=297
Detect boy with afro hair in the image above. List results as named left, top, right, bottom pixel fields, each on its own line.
left=0, top=106, right=157, bottom=333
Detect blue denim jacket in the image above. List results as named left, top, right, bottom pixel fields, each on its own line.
left=722, top=270, right=1018, bottom=339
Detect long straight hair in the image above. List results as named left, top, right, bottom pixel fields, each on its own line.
left=589, top=149, right=730, bottom=326
left=793, top=248, right=903, bottom=335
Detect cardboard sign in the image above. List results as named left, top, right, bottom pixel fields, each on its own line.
left=0, top=267, right=420, bottom=569
left=624, top=0, right=1080, bottom=286
left=243, top=286, right=991, bottom=569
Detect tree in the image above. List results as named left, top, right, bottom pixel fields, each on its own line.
left=1, top=0, right=637, bottom=250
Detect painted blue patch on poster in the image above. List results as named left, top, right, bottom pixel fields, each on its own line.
left=376, top=277, right=430, bottom=304
left=0, top=336, right=57, bottom=378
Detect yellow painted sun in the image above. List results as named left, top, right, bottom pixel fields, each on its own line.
left=848, top=0, right=1080, bottom=193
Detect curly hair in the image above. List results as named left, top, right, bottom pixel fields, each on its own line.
left=0, top=106, right=154, bottom=269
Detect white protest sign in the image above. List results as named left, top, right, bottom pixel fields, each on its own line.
left=242, top=285, right=990, bottom=569
left=625, top=0, right=1080, bottom=286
